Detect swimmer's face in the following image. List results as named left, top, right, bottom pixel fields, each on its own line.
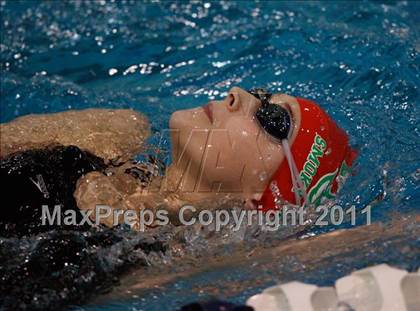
left=169, top=86, right=301, bottom=200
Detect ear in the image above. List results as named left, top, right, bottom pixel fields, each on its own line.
left=243, top=198, right=258, bottom=210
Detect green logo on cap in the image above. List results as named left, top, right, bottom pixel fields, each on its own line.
left=298, top=133, right=352, bottom=206
left=307, top=160, right=351, bottom=205
left=300, top=133, right=327, bottom=189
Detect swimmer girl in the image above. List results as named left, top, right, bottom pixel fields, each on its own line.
left=1, top=87, right=357, bottom=233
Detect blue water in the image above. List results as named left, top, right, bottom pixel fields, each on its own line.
left=1, top=1, right=419, bottom=310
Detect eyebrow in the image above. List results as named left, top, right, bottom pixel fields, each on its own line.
left=246, top=89, right=273, bottom=105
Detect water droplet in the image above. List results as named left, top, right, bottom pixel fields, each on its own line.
left=259, top=171, right=268, bottom=181
left=108, top=68, right=118, bottom=76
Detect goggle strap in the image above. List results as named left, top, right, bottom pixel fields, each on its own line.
left=289, top=145, right=308, bottom=205
left=281, top=139, right=308, bottom=207
left=282, top=139, right=300, bottom=204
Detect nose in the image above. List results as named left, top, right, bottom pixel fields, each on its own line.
left=223, top=87, right=259, bottom=116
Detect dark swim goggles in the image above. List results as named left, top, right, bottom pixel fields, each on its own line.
left=248, top=88, right=308, bottom=206
left=247, top=88, right=292, bottom=141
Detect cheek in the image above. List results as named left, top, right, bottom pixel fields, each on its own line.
left=224, top=117, right=284, bottom=174
left=226, top=117, right=283, bottom=160
left=225, top=117, right=259, bottom=148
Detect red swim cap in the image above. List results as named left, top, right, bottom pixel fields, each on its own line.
left=258, top=98, right=357, bottom=211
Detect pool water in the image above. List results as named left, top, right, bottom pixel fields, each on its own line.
left=1, top=1, right=419, bottom=310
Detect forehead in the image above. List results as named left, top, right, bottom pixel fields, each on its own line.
left=248, top=90, right=292, bottom=106
left=247, top=90, right=283, bottom=104
left=270, top=93, right=297, bottom=106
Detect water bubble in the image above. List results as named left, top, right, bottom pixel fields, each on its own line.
left=259, top=171, right=268, bottom=181
left=108, top=68, right=118, bottom=76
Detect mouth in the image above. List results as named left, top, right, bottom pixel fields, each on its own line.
left=203, top=103, right=213, bottom=123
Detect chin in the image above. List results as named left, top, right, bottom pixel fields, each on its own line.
left=170, top=107, right=209, bottom=131
left=169, top=110, right=185, bottom=130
